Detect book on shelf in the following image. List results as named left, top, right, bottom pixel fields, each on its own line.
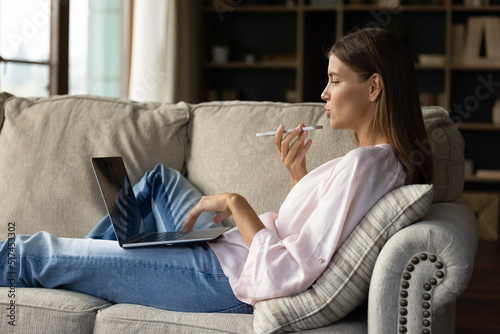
left=452, top=24, right=465, bottom=65
left=207, top=89, right=239, bottom=101
left=484, top=17, right=500, bottom=60
left=463, top=16, right=500, bottom=66
left=419, top=91, right=446, bottom=107
left=464, top=17, right=484, bottom=62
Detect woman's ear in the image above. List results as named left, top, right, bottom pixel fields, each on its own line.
left=369, top=73, right=383, bottom=102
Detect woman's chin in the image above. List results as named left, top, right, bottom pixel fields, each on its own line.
left=329, top=119, right=338, bottom=129
left=330, top=120, right=349, bottom=130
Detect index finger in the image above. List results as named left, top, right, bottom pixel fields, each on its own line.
left=182, top=209, right=201, bottom=233
left=274, top=124, right=285, bottom=152
left=280, top=123, right=306, bottom=147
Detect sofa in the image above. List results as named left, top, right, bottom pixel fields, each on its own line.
left=0, top=93, right=478, bottom=333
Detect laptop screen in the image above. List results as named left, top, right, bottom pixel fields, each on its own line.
left=91, top=157, right=146, bottom=243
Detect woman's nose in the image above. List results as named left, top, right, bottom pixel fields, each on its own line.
left=321, top=88, right=329, bottom=101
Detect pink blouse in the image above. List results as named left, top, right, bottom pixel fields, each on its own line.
left=208, top=144, right=406, bottom=305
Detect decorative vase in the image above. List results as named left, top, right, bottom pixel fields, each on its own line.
left=492, top=99, right=500, bottom=126
left=212, top=46, right=229, bottom=63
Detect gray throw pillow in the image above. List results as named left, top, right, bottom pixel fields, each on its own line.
left=253, top=184, right=434, bottom=333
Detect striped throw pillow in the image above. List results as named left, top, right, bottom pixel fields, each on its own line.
left=253, top=184, right=434, bottom=333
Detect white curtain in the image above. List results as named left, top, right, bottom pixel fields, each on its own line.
left=128, top=0, right=177, bottom=103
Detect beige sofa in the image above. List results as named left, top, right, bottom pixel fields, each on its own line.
left=0, top=93, right=478, bottom=333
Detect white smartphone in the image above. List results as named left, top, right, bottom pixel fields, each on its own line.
left=256, top=125, right=323, bottom=137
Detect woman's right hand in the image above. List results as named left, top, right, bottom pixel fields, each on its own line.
left=183, top=193, right=265, bottom=247
left=275, top=123, right=312, bottom=188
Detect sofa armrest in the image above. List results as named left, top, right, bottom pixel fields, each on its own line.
left=368, top=202, right=478, bottom=334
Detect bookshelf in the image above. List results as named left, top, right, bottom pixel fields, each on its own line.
left=199, top=0, right=500, bottom=186
left=449, top=3, right=500, bottom=187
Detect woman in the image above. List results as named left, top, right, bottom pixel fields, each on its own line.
left=0, top=28, right=432, bottom=314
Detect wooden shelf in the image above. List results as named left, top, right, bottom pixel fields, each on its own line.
left=204, top=5, right=298, bottom=12
left=456, top=123, right=500, bottom=131
left=303, top=4, right=336, bottom=10
left=204, top=3, right=500, bottom=12
left=303, top=5, right=336, bottom=11
left=451, top=5, right=500, bottom=11
left=204, top=61, right=298, bottom=69
left=450, top=64, right=500, bottom=71
left=342, top=4, right=446, bottom=11
left=465, top=175, right=500, bottom=183
left=415, top=63, right=446, bottom=70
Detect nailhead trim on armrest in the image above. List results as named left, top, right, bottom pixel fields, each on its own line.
left=397, top=253, right=446, bottom=334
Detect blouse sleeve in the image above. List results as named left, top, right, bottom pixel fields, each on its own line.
left=233, top=146, right=405, bottom=305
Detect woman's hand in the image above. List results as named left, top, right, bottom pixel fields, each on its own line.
left=183, top=194, right=233, bottom=232
left=183, top=193, right=265, bottom=247
left=275, top=123, right=312, bottom=188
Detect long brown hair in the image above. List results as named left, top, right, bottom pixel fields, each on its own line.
left=328, top=28, right=433, bottom=185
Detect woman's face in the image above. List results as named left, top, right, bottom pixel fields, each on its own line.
left=321, top=55, right=375, bottom=134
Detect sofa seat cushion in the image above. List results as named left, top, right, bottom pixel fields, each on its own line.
left=92, top=303, right=369, bottom=334
left=92, top=304, right=254, bottom=334
left=0, top=94, right=190, bottom=238
left=252, top=184, right=433, bottom=333
left=0, top=287, right=111, bottom=333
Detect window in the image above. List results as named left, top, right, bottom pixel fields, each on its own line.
left=0, top=0, right=126, bottom=98
left=69, top=0, right=124, bottom=97
left=0, top=0, right=55, bottom=96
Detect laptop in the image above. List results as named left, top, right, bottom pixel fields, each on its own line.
left=90, top=157, right=232, bottom=248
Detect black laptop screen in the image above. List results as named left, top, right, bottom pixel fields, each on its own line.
left=91, top=157, right=146, bottom=243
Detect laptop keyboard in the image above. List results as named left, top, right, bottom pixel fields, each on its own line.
left=135, top=231, right=186, bottom=243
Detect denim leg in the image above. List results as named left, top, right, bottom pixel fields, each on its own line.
left=87, top=164, right=216, bottom=240
left=0, top=232, right=252, bottom=314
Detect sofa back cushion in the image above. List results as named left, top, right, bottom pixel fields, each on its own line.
left=0, top=94, right=189, bottom=237
left=186, top=102, right=463, bottom=221
left=186, top=101, right=357, bottom=219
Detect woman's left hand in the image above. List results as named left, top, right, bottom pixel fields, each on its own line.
left=275, top=123, right=312, bottom=188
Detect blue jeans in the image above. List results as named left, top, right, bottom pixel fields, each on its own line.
left=0, top=165, right=253, bottom=314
